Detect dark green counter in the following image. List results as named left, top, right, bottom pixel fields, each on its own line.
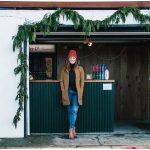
left=29, top=80, right=115, bottom=133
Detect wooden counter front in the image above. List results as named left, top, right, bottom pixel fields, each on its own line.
left=29, top=80, right=114, bottom=133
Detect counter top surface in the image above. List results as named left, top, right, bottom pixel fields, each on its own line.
left=30, top=80, right=115, bottom=82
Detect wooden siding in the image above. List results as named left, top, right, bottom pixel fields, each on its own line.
left=30, top=81, right=114, bottom=133
left=148, top=44, right=150, bottom=121
left=0, top=1, right=150, bottom=8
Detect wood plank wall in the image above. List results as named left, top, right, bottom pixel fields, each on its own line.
left=1, top=1, right=150, bottom=8
left=56, top=42, right=149, bottom=120
left=148, top=44, right=150, bottom=121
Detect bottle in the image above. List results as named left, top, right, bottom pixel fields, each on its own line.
left=105, top=68, right=109, bottom=80
left=104, top=64, right=106, bottom=80
left=96, top=64, right=99, bottom=79
left=101, top=64, right=104, bottom=80
left=99, top=64, right=101, bottom=80
left=92, top=65, right=95, bottom=79
left=96, top=64, right=99, bottom=72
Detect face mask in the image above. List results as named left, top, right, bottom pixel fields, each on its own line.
left=69, top=56, right=77, bottom=64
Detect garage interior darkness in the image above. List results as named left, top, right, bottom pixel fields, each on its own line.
left=29, top=25, right=150, bottom=121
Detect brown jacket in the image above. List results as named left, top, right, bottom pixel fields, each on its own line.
left=60, top=64, right=85, bottom=106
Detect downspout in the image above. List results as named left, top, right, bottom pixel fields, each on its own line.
left=24, top=40, right=27, bottom=137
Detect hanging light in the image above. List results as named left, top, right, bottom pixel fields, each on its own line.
left=83, top=38, right=93, bottom=47
left=88, top=41, right=93, bottom=47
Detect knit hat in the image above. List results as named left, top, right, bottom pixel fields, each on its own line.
left=68, top=49, right=77, bottom=58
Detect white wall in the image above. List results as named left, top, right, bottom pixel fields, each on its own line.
left=0, top=9, right=148, bottom=138
left=0, top=16, right=25, bottom=138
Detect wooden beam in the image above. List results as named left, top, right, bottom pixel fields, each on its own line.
left=0, top=1, right=150, bottom=8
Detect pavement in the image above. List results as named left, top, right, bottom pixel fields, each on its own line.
left=0, top=121, right=150, bottom=149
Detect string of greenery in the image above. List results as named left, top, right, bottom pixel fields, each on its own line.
left=12, top=7, right=150, bottom=127
left=13, top=47, right=27, bottom=127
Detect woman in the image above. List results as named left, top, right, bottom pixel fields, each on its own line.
left=60, top=49, right=85, bottom=139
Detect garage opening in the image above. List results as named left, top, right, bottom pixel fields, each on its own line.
left=28, top=25, right=150, bottom=134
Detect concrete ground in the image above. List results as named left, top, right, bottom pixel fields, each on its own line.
left=0, top=121, right=150, bottom=149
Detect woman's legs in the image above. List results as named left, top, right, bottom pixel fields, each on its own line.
left=68, top=88, right=79, bottom=130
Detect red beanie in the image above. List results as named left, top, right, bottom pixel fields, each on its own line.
left=68, top=49, right=77, bottom=58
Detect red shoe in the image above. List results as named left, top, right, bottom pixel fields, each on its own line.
left=73, top=127, right=77, bottom=138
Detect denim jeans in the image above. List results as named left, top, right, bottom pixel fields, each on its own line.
left=68, top=87, right=79, bottom=129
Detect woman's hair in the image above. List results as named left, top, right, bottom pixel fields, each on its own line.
left=65, top=59, right=78, bottom=71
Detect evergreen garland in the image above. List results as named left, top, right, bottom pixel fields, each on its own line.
left=12, top=7, right=150, bottom=127
left=13, top=48, right=27, bottom=128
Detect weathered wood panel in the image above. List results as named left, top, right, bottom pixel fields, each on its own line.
left=1, top=1, right=150, bottom=8
left=147, top=44, right=150, bottom=121
left=57, top=43, right=149, bottom=120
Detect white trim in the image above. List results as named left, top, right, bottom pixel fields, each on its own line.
left=26, top=38, right=30, bottom=136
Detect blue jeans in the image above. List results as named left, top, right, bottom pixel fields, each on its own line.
left=68, top=88, right=79, bottom=129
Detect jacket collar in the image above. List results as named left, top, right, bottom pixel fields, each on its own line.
left=64, top=64, right=79, bottom=73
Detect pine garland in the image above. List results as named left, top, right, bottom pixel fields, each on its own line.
left=12, top=7, right=150, bottom=127
left=13, top=48, right=27, bottom=128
